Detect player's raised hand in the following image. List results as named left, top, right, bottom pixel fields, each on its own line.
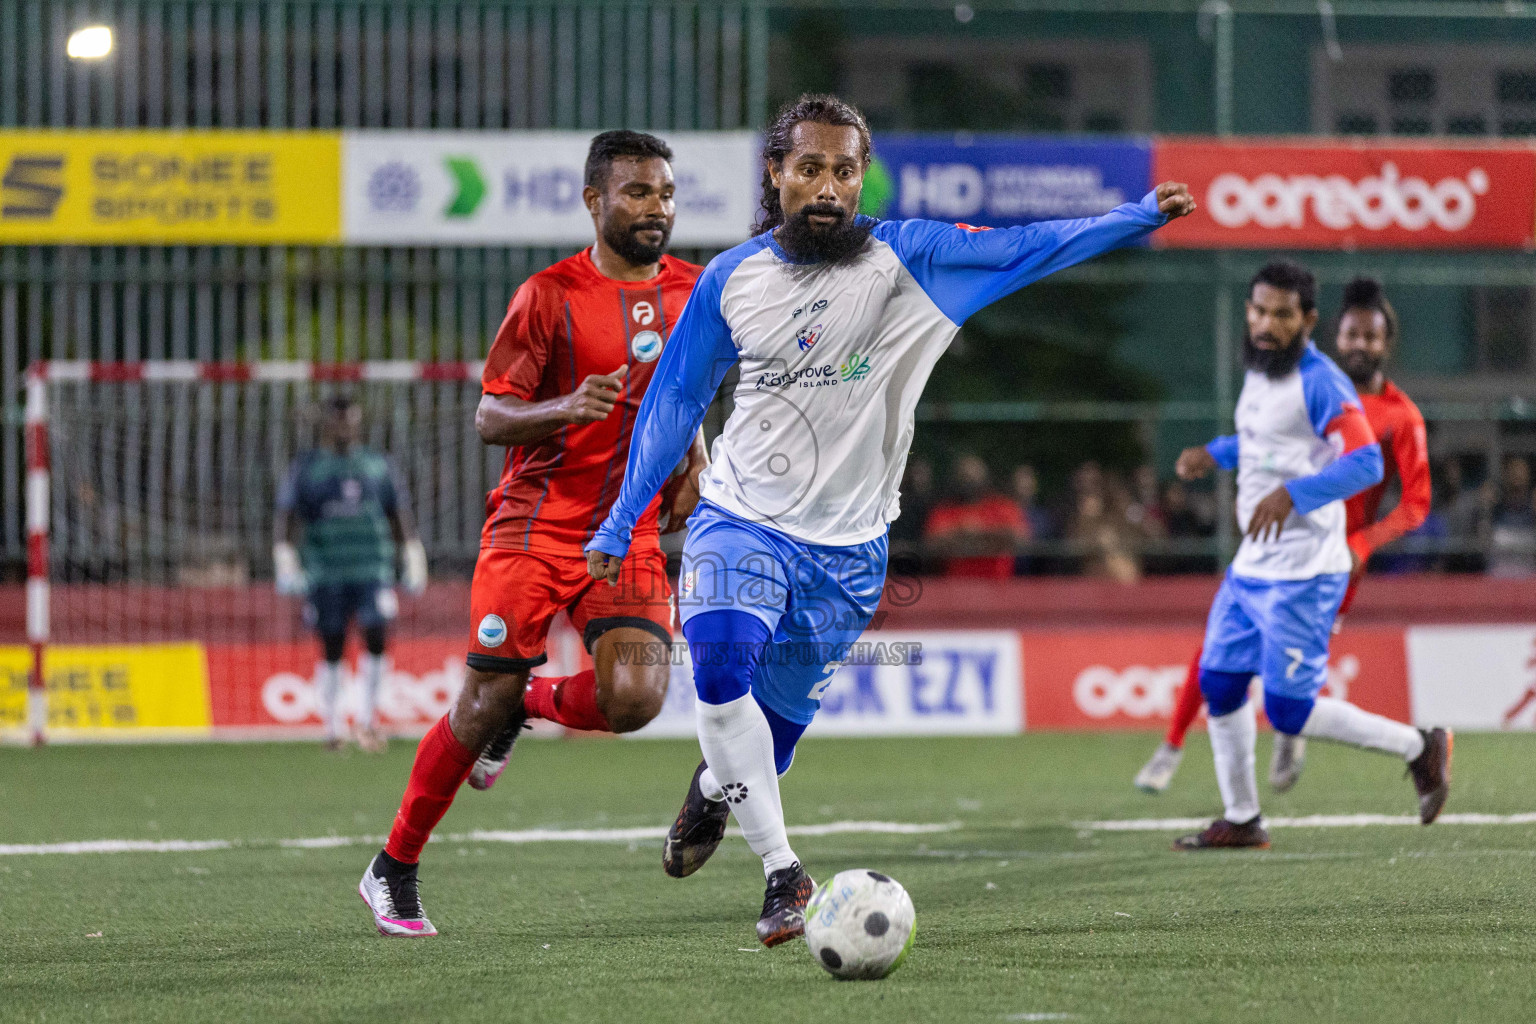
left=561, top=364, right=629, bottom=425
left=1155, top=181, right=1196, bottom=220
left=1247, top=485, right=1295, bottom=543
left=586, top=548, right=623, bottom=586
left=1175, top=445, right=1217, bottom=481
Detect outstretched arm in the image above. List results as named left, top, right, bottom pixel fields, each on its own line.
left=585, top=265, right=740, bottom=581
left=875, top=182, right=1195, bottom=325
left=1350, top=406, right=1431, bottom=564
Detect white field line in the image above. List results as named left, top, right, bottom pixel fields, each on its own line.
left=1078, top=812, right=1536, bottom=832
left=0, top=820, right=960, bottom=857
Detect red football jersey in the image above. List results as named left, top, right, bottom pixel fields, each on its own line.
left=480, top=250, right=703, bottom=556
left=1346, top=380, right=1431, bottom=561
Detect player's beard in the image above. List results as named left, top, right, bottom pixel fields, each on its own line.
left=775, top=202, right=872, bottom=265
left=1243, top=329, right=1307, bottom=379
left=1338, top=349, right=1383, bottom=387
left=604, top=216, right=671, bottom=268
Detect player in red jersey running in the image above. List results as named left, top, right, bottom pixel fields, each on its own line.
left=1135, top=277, right=1430, bottom=795
left=359, top=131, right=707, bottom=936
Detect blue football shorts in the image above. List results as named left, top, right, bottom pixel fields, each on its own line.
left=1198, top=569, right=1349, bottom=702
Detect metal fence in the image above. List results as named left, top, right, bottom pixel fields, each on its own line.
left=0, top=0, right=769, bottom=566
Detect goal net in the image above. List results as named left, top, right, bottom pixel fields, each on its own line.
left=14, top=360, right=534, bottom=743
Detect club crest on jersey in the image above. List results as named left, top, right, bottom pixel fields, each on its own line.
left=477, top=614, right=508, bottom=648
left=631, top=330, right=663, bottom=363
left=630, top=300, right=656, bottom=325
left=795, top=323, right=824, bottom=351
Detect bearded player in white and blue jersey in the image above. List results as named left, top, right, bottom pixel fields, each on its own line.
left=583, top=94, right=1197, bottom=945
left=1172, top=260, right=1452, bottom=852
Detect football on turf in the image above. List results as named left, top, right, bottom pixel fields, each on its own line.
left=803, top=869, right=916, bottom=980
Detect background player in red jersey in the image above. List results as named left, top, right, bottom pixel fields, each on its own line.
left=358, top=130, right=707, bottom=936
left=1135, top=277, right=1430, bottom=795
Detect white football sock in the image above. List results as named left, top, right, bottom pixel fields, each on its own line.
left=698, top=765, right=726, bottom=802
left=317, top=661, right=342, bottom=740
left=1208, top=700, right=1261, bottom=823
left=1301, top=697, right=1424, bottom=760
left=359, top=653, right=387, bottom=730
left=695, top=692, right=798, bottom=878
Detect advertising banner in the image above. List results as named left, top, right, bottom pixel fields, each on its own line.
left=1151, top=139, right=1536, bottom=250
left=630, top=630, right=1024, bottom=739
left=0, top=131, right=342, bottom=244
left=342, top=130, right=758, bottom=246
left=0, top=642, right=211, bottom=736
left=1406, top=625, right=1536, bottom=730
left=1019, top=627, right=1411, bottom=730
left=863, top=134, right=1152, bottom=229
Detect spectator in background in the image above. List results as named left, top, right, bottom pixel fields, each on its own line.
left=1010, top=464, right=1054, bottom=575
left=1441, top=458, right=1491, bottom=574
left=1488, top=454, right=1536, bottom=578
left=1145, top=477, right=1217, bottom=574
left=1011, top=464, right=1054, bottom=541
left=1125, top=465, right=1167, bottom=537
left=924, top=454, right=1027, bottom=579
left=1065, top=461, right=1141, bottom=583
left=890, top=456, right=936, bottom=575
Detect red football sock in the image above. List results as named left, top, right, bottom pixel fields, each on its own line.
left=1164, top=649, right=1205, bottom=749
left=384, top=716, right=478, bottom=864
left=523, top=670, right=610, bottom=732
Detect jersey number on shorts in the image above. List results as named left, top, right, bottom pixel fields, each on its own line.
left=806, top=663, right=843, bottom=702
left=1284, top=647, right=1306, bottom=680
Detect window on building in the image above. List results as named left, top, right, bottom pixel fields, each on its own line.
left=842, top=37, right=1150, bottom=133
left=1315, top=45, right=1536, bottom=138
left=1471, top=288, right=1535, bottom=374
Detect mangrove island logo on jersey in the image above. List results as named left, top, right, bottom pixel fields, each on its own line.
left=840, top=352, right=871, bottom=382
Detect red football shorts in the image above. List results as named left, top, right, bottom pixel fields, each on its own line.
left=1332, top=577, right=1363, bottom=634
left=466, top=546, right=674, bottom=673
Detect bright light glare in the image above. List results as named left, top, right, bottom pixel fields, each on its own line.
left=66, top=26, right=113, bottom=60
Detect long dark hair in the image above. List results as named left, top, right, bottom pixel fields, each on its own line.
left=1338, top=276, right=1399, bottom=344
left=753, top=94, right=872, bottom=236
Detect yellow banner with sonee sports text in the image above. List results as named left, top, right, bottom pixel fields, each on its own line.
left=0, top=643, right=212, bottom=736
left=0, top=131, right=341, bottom=244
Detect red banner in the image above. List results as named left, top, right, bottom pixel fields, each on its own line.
left=1021, top=627, right=1411, bottom=730
left=1152, top=139, right=1536, bottom=250
left=205, top=615, right=592, bottom=733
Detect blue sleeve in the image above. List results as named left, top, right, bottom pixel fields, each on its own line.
left=1206, top=435, right=1239, bottom=471
left=586, top=261, right=740, bottom=559
left=1301, top=349, right=1359, bottom=437
left=1286, top=444, right=1384, bottom=516
left=869, top=190, right=1167, bottom=324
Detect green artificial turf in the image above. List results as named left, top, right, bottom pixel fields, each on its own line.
left=2, top=733, right=1533, bottom=1023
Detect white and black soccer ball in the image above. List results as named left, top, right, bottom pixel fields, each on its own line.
left=803, top=869, right=916, bottom=980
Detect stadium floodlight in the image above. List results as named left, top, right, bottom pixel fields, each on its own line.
left=66, top=25, right=113, bottom=60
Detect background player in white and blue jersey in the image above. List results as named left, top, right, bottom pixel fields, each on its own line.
left=1172, top=261, right=1452, bottom=851
left=275, top=396, right=428, bottom=752
left=583, top=94, right=1197, bottom=945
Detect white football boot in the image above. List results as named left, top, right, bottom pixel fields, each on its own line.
left=1134, top=741, right=1184, bottom=793
left=467, top=712, right=528, bottom=791
left=359, top=852, right=437, bottom=937
left=1268, top=734, right=1307, bottom=793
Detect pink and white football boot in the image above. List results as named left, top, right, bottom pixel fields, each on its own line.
left=359, top=851, right=437, bottom=937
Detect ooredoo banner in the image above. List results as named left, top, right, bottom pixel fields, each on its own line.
left=1151, top=139, right=1536, bottom=250
left=1019, top=627, right=1412, bottom=730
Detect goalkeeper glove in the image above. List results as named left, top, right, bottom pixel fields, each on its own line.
left=402, top=539, right=429, bottom=596
left=273, top=542, right=308, bottom=597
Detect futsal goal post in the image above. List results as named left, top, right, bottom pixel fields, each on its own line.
left=19, top=360, right=498, bottom=745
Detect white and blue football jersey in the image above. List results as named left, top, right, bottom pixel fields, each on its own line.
left=588, top=193, right=1169, bottom=555
left=1213, top=343, right=1384, bottom=581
